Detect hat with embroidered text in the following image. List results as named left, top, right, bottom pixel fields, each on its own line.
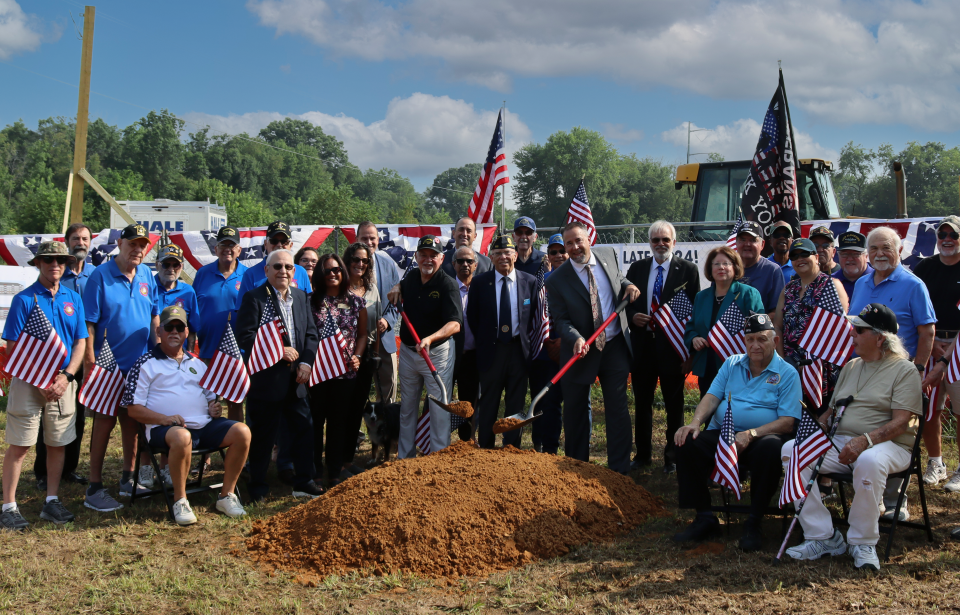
left=846, top=303, right=898, bottom=334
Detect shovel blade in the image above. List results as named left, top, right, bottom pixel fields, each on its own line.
left=492, top=413, right=540, bottom=434
left=427, top=395, right=474, bottom=419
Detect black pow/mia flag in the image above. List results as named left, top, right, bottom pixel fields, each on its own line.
left=740, top=70, right=800, bottom=238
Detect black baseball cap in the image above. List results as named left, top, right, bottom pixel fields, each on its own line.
left=266, top=221, right=291, bottom=239
left=837, top=231, right=866, bottom=252
left=416, top=235, right=443, bottom=254
left=120, top=223, right=149, bottom=241
left=847, top=303, right=898, bottom=334
left=744, top=312, right=775, bottom=334
left=737, top=221, right=763, bottom=238
left=217, top=226, right=240, bottom=244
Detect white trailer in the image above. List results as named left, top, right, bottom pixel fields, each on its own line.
left=111, top=199, right=227, bottom=234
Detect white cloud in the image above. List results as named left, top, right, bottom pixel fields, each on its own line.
left=600, top=123, right=643, bottom=144
left=246, top=0, right=960, bottom=130
left=661, top=120, right=839, bottom=163
left=0, top=0, right=50, bottom=59
left=183, top=93, right=531, bottom=181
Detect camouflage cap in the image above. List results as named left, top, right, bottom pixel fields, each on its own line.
left=28, top=241, right=77, bottom=266
left=938, top=215, right=960, bottom=233
left=157, top=244, right=183, bottom=263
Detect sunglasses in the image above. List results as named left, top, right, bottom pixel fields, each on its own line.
left=771, top=231, right=792, bottom=239
left=271, top=263, right=294, bottom=271
left=939, top=231, right=960, bottom=241
left=324, top=267, right=343, bottom=276
left=854, top=326, right=874, bottom=335
left=514, top=229, right=534, bottom=236
left=549, top=249, right=565, bottom=256
left=160, top=260, right=181, bottom=269
left=650, top=237, right=672, bottom=244
left=40, top=256, right=69, bottom=265
left=455, top=258, right=475, bottom=265
left=163, top=323, right=186, bottom=333
left=349, top=257, right=371, bottom=265
left=789, top=251, right=814, bottom=261
left=268, top=235, right=290, bottom=245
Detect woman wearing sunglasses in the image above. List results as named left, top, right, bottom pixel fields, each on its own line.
left=309, top=253, right=368, bottom=487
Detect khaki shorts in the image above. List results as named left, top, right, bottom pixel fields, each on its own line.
left=5, top=377, right=78, bottom=447
left=936, top=375, right=960, bottom=414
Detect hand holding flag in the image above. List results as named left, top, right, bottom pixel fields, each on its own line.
left=6, top=299, right=67, bottom=390
left=711, top=393, right=741, bottom=500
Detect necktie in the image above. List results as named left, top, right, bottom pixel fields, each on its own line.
left=586, top=265, right=606, bottom=351
left=498, top=276, right=512, bottom=343
left=650, top=264, right=664, bottom=330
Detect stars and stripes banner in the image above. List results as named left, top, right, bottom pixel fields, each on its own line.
left=5, top=302, right=67, bottom=390
left=79, top=336, right=125, bottom=415
left=0, top=229, right=160, bottom=268
left=168, top=226, right=335, bottom=271
left=780, top=410, right=832, bottom=507
left=468, top=110, right=509, bottom=225
left=415, top=401, right=432, bottom=455
left=924, top=356, right=940, bottom=423
left=652, top=290, right=694, bottom=361
left=797, top=218, right=946, bottom=272
left=726, top=214, right=744, bottom=249
left=710, top=405, right=741, bottom=500
left=309, top=312, right=349, bottom=386
left=947, top=342, right=960, bottom=385
left=248, top=293, right=287, bottom=374
left=708, top=302, right=746, bottom=361
left=198, top=321, right=250, bottom=403
left=801, top=355, right=824, bottom=409
left=565, top=180, right=597, bottom=245
left=339, top=224, right=498, bottom=271
left=797, top=281, right=854, bottom=366
left=530, top=259, right=550, bottom=358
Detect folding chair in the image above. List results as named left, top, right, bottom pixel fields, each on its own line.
left=819, top=411, right=934, bottom=561
left=131, top=423, right=241, bottom=521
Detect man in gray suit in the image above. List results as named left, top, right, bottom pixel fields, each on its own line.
left=357, top=221, right=401, bottom=402
left=545, top=222, right=641, bottom=473
left=441, top=216, right=492, bottom=278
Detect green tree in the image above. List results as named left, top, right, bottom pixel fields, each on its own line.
left=120, top=110, right=185, bottom=198
left=192, top=178, right=272, bottom=228
left=424, top=163, right=497, bottom=221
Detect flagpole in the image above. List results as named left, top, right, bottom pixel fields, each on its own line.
left=779, top=65, right=799, bottom=161
left=501, top=101, right=507, bottom=235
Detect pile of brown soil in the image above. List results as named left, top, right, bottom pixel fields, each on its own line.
left=242, top=441, right=667, bottom=582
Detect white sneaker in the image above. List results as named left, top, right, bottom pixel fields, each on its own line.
left=215, top=493, right=246, bottom=518
left=923, top=459, right=948, bottom=485
left=945, top=468, right=960, bottom=493
left=848, top=543, right=880, bottom=571
left=137, top=465, right=155, bottom=490
left=172, top=498, right=197, bottom=526
left=880, top=507, right=910, bottom=522
left=159, top=466, right=173, bottom=487
left=784, top=529, right=847, bottom=561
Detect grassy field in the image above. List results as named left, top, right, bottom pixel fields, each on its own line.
left=2, top=385, right=960, bottom=614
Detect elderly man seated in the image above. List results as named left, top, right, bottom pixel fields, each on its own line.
left=673, top=313, right=801, bottom=552
left=124, top=306, right=251, bottom=525
left=782, top=303, right=920, bottom=571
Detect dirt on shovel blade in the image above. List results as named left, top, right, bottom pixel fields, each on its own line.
left=443, top=400, right=474, bottom=418
left=492, top=417, right=525, bottom=433
left=240, top=441, right=667, bottom=583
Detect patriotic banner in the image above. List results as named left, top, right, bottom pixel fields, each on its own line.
left=248, top=292, right=286, bottom=374
left=415, top=402, right=432, bottom=455
left=708, top=302, right=746, bottom=361
left=339, top=224, right=498, bottom=269
left=5, top=302, right=67, bottom=389
left=530, top=259, right=550, bottom=358
left=652, top=290, right=694, bottom=361
left=468, top=109, right=509, bottom=225
left=168, top=226, right=335, bottom=271
left=801, top=355, right=824, bottom=409
left=309, top=312, right=349, bottom=386
left=79, top=336, right=125, bottom=415
left=198, top=321, right=250, bottom=403
left=798, top=217, right=944, bottom=272
left=565, top=180, right=597, bottom=245
left=780, top=410, right=832, bottom=507
left=710, top=405, right=741, bottom=500
left=0, top=229, right=161, bottom=267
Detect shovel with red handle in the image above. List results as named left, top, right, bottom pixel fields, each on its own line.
left=397, top=301, right=449, bottom=406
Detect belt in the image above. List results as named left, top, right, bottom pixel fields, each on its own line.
left=936, top=331, right=958, bottom=340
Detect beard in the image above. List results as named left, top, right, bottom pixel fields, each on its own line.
left=72, top=246, right=88, bottom=262
left=571, top=252, right=588, bottom=264
left=872, top=257, right=892, bottom=271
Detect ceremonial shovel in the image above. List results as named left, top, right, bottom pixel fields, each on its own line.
left=397, top=301, right=449, bottom=407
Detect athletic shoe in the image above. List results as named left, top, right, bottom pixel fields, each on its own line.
left=173, top=498, right=197, bottom=526
left=923, top=459, right=947, bottom=485
left=215, top=493, right=246, bottom=518
left=0, top=507, right=30, bottom=531
left=292, top=481, right=325, bottom=498
left=138, top=465, right=155, bottom=490
left=671, top=515, right=720, bottom=543
left=159, top=466, right=173, bottom=487
left=848, top=543, right=880, bottom=571
left=880, top=507, right=910, bottom=522
left=84, top=488, right=124, bottom=512
left=945, top=469, right=960, bottom=493
left=117, top=478, right=145, bottom=498
left=784, top=528, right=847, bottom=561
left=40, top=499, right=76, bottom=524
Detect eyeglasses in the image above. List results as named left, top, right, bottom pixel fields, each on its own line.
left=650, top=237, right=672, bottom=244
left=323, top=267, right=343, bottom=276
left=514, top=229, right=534, bottom=236
left=789, top=251, right=814, bottom=261
left=163, top=323, right=186, bottom=333
left=271, top=263, right=294, bottom=271
left=160, top=260, right=181, bottom=269
left=349, top=257, right=371, bottom=265
left=549, top=249, right=565, bottom=256
left=455, top=258, right=475, bottom=265
left=711, top=261, right=732, bottom=269
left=268, top=235, right=290, bottom=245
left=939, top=231, right=960, bottom=241
left=40, top=256, right=69, bottom=265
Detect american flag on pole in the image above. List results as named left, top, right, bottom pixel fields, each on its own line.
left=415, top=399, right=432, bottom=454
left=779, top=410, right=832, bottom=507
left=248, top=291, right=286, bottom=374
left=530, top=259, right=550, bottom=357
left=801, top=354, right=824, bottom=409
left=198, top=320, right=250, bottom=403
left=710, top=402, right=741, bottom=499
left=797, top=282, right=854, bottom=366
left=6, top=301, right=67, bottom=390
left=652, top=290, right=694, bottom=361
left=468, top=110, right=509, bottom=225
left=565, top=180, right=597, bottom=245
left=726, top=214, right=745, bottom=249
left=708, top=302, right=746, bottom=361
left=79, top=336, right=125, bottom=416
left=309, top=312, right=349, bottom=386
left=924, top=356, right=941, bottom=423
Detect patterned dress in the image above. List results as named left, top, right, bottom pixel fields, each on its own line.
left=781, top=273, right=840, bottom=402
left=313, top=293, right=365, bottom=380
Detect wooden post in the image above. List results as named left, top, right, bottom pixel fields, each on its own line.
left=69, top=6, right=96, bottom=224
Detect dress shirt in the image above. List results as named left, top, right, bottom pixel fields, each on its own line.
left=274, top=285, right=295, bottom=338
left=494, top=268, right=520, bottom=337
left=646, top=254, right=672, bottom=331
left=570, top=254, right=621, bottom=339
left=458, top=278, right=475, bottom=351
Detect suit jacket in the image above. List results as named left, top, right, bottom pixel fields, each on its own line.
left=682, top=281, right=764, bottom=377
left=373, top=250, right=401, bottom=353
left=441, top=247, right=492, bottom=278
left=235, top=283, right=319, bottom=401
left=467, top=268, right=537, bottom=371
left=625, top=256, right=701, bottom=356
left=544, top=246, right=633, bottom=384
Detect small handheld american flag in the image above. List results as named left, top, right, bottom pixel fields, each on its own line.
left=415, top=399, right=432, bottom=454
left=248, top=289, right=287, bottom=374
left=710, top=394, right=741, bottom=500
left=726, top=214, right=744, bottom=249
left=652, top=289, right=694, bottom=361
left=801, top=354, right=824, bottom=409
left=468, top=110, right=509, bottom=225
left=6, top=299, right=67, bottom=390
left=309, top=311, right=349, bottom=386
left=708, top=301, right=746, bottom=361
left=79, top=335, right=125, bottom=416
left=565, top=180, right=596, bottom=245
left=779, top=409, right=831, bottom=507
left=198, top=319, right=250, bottom=403
left=530, top=259, right=550, bottom=357
left=797, top=281, right=853, bottom=366
left=925, top=356, right=941, bottom=423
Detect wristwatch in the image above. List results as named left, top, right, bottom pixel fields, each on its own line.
left=915, top=363, right=926, bottom=373
left=60, top=369, right=75, bottom=382
left=749, top=429, right=758, bottom=438
left=939, top=356, right=951, bottom=366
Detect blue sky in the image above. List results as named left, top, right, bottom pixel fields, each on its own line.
left=2, top=0, right=959, bottom=194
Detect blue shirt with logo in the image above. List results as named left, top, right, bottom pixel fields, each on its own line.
left=61, top=262, right=96, bottom=297
left=193, top=260, right=248, bottom=359
left=83, top=259, right=160, bottom=372
left=235, top=258, right=312, bottom=311
left=155, top=277, right=201, bottom=350
left=707, top=352, right=801, bottom=432
left=848, top=264, right=936, bottom=358
left=2, top=281, right=88, bottom=370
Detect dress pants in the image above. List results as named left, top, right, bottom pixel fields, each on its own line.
left=476, top=339, right=526, bottom=449
left=453, top=349, right=480, bottom=407
left=782, top=435, right=911, bottom=546
left=529, top=359, right=563, bottom=454
left=246, top=385, right=316, bottom=500
left=34, top=366, right=85, bottom=479
left=343, top=355, right=376, bottom=466
left=398, top=342, right=454, bottom=458
left=632, top=330, right=686, bottom=465
left=309, top=377, right=356, bottom=482
left=377, top=342, right=398, bottom=403
left=560, top=334, right=632, bottom=474
left=676, top=429, right=789, bottom=517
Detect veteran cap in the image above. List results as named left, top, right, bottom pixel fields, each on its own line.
left=120, top=223, right=149, bottom=241
left=266, top=221, right=291, bottom=239
left=846, top=303, right=898, bottom=334
left=548, top=233, right=564, bottom=247
left=416, top=235, right=443, bottom=254
left=27, top=241, right=76, bottom=266
left=216, top=226, right=240, bottom=244
left=737, top=220, right=763, bottom=238
left=159, top=305, right=189, bottom=327
left=157, top=244, right=183, bottom=263
left=744, top=312, right=775, bottom=334
left=770, top=220, right=794, bottom=237
left=938, top=215, right=960, bottom=233
left=837, top=231, right=866, bottom=252
left=809, top=225, right=836, bottom=242
left=789, top=238, right=816, bottom=257
left=489, top=235, right=516, bottom=251
left=514, top=217, right=536, bottom=232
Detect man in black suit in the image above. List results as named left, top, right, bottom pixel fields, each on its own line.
left=468, top=236, right=538, bottom=448
left=545, top=222, right=641, bottom=473
left=235, top=249, right=322, bottom=502
left=442, top=216, right=492, bottom=278
left=626, top=220, right=700, bottom=473
left=452, top=245, right=480, bottom=441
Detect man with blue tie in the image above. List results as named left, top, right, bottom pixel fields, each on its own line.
left=468, top=235, right=538, bottom=448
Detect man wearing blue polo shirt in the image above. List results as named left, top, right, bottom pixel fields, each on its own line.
left=193, top=226, right=248, bottom=421
left=1, top=242, right=88, bottom=531
left=82, top=224, right=160, bottom=513
left=767, top=220, right=796, bottom=284
left=235, top=221, right=312, bottom=309
left=60, top=223, right=97, bottom=297
left=154, top=244, right=200, bottom=352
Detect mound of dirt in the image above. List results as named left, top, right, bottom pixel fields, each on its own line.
left=242, top=441, right=667, bottom=581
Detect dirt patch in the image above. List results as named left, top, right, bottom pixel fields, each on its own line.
left=492, top=417, right=524, bottom=433
left=681, top=542, right=725, bottom=558
left=241, top=441, right=667, bottom=581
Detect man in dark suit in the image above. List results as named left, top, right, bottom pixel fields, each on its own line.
left=452, top=245, right=480, bottom=441
left=468, top=236, right=537, bottom=448
left=545, top=222, right=641, bottom=473
left=626, top=220, right=700, bottom=473
left=235, top=249, right=322, bottom=501
left=442, top=216, right=492, bottom=278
